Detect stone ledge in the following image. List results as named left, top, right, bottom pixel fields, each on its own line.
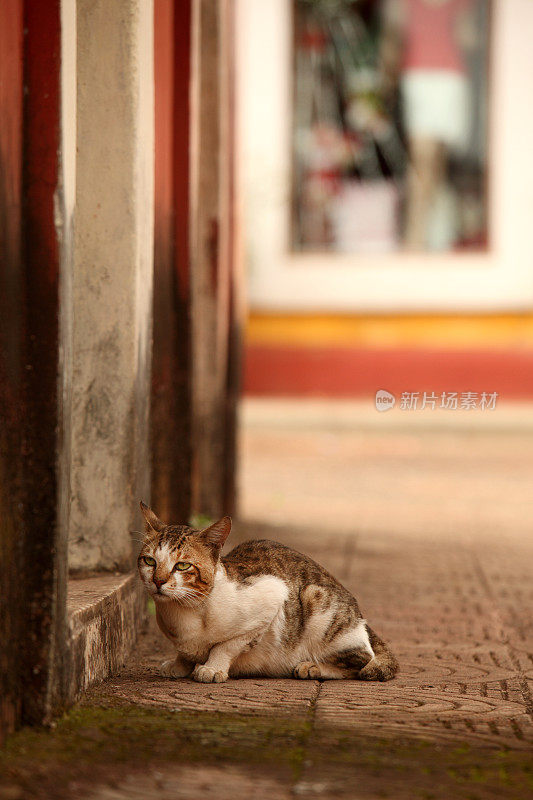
left=64, top=573, right=146, bottom=703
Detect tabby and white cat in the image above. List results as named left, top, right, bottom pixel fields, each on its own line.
left=137, top=502, right=398, bottom=683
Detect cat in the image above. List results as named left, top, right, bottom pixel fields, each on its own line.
left=137, top=501, right=399, bottom=683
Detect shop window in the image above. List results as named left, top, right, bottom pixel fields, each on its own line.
left=292, top=0, right=490, bottom=253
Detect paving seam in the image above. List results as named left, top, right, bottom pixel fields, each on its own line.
left=291, top=680, right=322, bottom=793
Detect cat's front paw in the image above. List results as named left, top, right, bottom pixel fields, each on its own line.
left=192, top=664, right=228, bottom=683
left=293, top=661, right=322, bottom=679
left=160, top=658, right=191, bottom=678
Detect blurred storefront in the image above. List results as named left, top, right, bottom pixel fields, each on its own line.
left=239, top=0, right=533, bottom=398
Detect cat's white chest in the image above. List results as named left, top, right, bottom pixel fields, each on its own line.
left=157, top=604, right=211, bottom=661
left=156, top=569, right=289, bottom=664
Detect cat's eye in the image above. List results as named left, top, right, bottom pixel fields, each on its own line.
left=142, top=555, right=156, bottom=567
left=174, top=561, right=192, bottom=571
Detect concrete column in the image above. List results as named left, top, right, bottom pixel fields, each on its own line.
left=69, top=0, right=154, bottom=571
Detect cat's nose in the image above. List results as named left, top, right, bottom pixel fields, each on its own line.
left=154, top=578, right=166, bottom=590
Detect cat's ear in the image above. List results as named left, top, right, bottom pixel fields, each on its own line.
left=199, top=516, right=232, bottom=551
left=139, top=501, right=165, bottom=534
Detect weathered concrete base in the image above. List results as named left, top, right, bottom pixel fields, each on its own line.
left=64, top=575, right=146, bottom=702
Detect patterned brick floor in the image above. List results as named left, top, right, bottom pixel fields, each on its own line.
left=82, top=403, right=533, bottom=798
left=3, top=402, right=533, bottom=799
left=236, top=403, right=533, bottom=754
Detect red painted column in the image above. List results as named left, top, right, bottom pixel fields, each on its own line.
left=152, top=0, right=240, bottom=524
left=0, top=0, right=24, bottom=744
left=20, top=0, right=64, bottom=725
left=152, top=0, right=194, bottom=523
left=0, top=0, right=64, bottom=736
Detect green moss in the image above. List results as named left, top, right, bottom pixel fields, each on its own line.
left=499, top=766, right=511, bottom=785
left=188, top=513, right=213, bottom=529
left=303, top=729, right=533, bottom=799
left=2, top=704, right=533, bottom=799
left=1, top=704, right=309, bottom=775
left=146, top=598, right=155, bottom=616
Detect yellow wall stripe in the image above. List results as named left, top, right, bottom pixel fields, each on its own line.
left=247, top=313, right=533, bottom=351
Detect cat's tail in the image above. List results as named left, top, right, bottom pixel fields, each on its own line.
left=358, top=624, right=399, bottom=681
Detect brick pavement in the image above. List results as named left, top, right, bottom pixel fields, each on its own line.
left=2, top=402, right=533, bottom=799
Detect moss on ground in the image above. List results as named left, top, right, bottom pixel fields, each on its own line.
left=1, top=703, right=532, bottom=799
left=0, top=704, right=309, bottom=799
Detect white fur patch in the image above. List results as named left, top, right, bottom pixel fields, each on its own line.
left=155, top=566, right=289, bottom=667
left=334, top=619, right=374, bottom=658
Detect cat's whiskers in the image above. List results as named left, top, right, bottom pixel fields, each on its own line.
left=130, top=532, right=148, bottom=546
left=169, top=587, right=204, bottom=608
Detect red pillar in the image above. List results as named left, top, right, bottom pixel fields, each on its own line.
left=0, top=0, right=24, bottom=743
left=152, top=0, right=241, bottom=524
left=152, top=0, right=194, bottom=523
left=0, top=0, right=65, bottom=737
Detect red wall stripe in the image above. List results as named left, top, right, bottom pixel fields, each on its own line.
left=244, top=344, right=533, bottom=399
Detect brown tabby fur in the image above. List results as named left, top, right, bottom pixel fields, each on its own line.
left=137, top=503, right=399, bottom=683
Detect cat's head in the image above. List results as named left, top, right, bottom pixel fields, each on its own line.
left=136, top=501, right=232, bottom=605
